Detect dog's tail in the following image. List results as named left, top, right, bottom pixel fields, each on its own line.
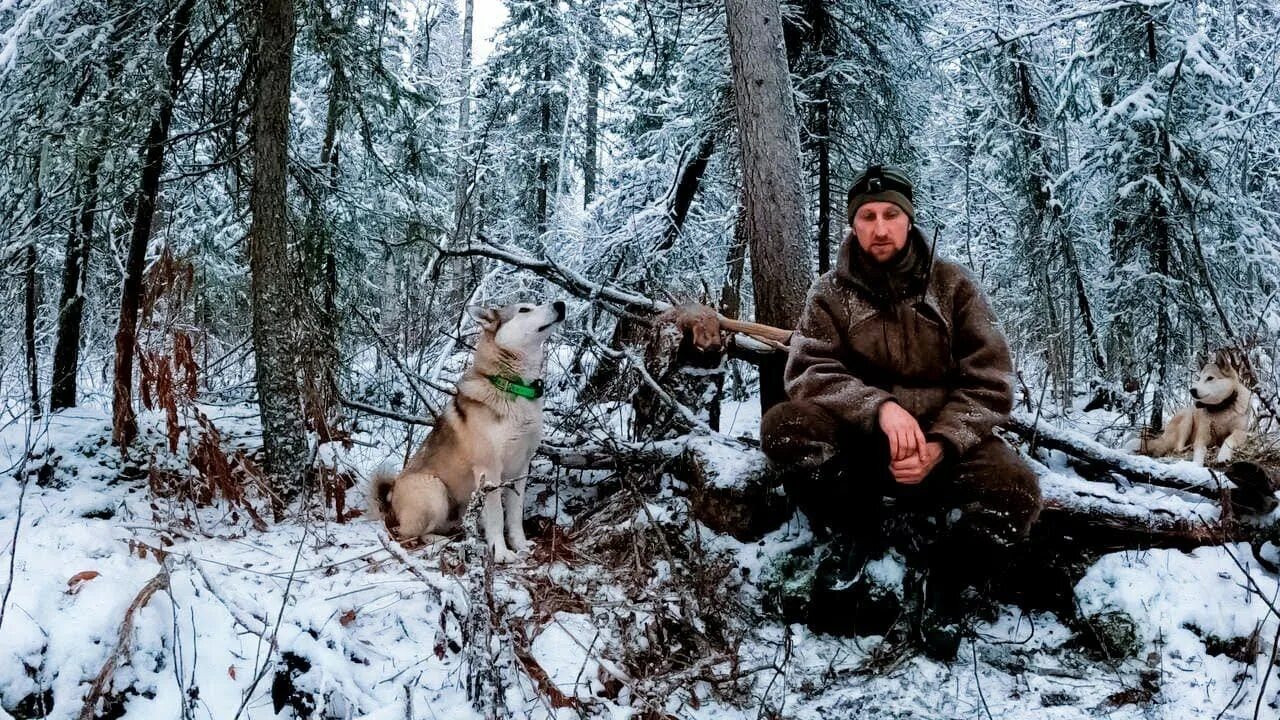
left=368, top=468, right=398, bottom=528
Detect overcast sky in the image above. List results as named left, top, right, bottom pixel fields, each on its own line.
left=471, top=0, right=508, bottom=61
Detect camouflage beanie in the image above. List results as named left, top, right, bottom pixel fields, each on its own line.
left=847, top=164, right=915, bottom=224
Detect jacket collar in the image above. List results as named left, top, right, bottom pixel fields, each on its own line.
left=835, top=225, right=935, bottom=308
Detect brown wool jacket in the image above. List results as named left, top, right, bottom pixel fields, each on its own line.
left=784, top=228, right=1014, bottom=459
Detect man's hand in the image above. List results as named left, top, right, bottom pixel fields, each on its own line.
left=878, top=401, right=927, bottom=461
left=890, top=441, right=946, bottom=485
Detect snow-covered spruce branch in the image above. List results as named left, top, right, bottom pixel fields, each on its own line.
left=445, top=237, right=668, bottom=313
left=937, top=0, right=1177, bottom=60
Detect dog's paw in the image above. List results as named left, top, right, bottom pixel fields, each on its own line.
left=490, top=543, right=519, bottom=564
left=509, top=536, right=533, bottom=555
left=1216, top=446, right=1235, bottom=464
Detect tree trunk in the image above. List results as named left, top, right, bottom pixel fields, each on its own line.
left=111, top=0, right=197, bottom=446
left=25, top=237, right=41, bottom=422
left=535, top=59, right=552, bottom=235
left=801, top=0, right=833, bottom=274
left=23, top=152, right=44, bottom=420
left=250, top=0, right=308, bottom=497
left=452, top=0, right=474, bottom=242
left=1005, top=37, right=1107, bottom=381
left=50, top=154, right=102, bottom=412
left=1146, top=18, right=1171, bottom=433
left=724, top=0, right=812, bottom=412
left=582, top=0, right=602, bottom=207
left=661, top=135, right=715, bottom=250
left=815, top=81, right=831, bottom=274
left=300, top=61, right=344, bottom=439
left=719, top=190, right=748, bottom=320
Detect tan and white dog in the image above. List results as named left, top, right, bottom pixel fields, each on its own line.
left=1135, top=349, right=1253, bottom=465
left=372, top=300, right=565, bottom=562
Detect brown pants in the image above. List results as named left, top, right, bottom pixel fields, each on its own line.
left=760, top=399, right=1042, bottom=554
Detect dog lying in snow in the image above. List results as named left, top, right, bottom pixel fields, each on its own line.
left=1132, top=349, right=1253, bottom=465
left=371, top=300, right=565, bottom=562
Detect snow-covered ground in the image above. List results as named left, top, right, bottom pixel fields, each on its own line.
left=2, top=399, right=1279, bottom=719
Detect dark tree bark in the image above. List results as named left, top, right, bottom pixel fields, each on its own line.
left=1147, top=18, right=1172, bottom=433
left=25, top=167, right=41, bottom=420
left=724, top=0, right=813, bottom=412
left=23, top=153, right=43, bottom=417
left=50, top=155, right=102, bottom=411
left=452, top=0, right=474, bottom=241
left=798, top=0, right=833, bottom=274
left=536, top=63, right=551, bottom=234
left=1003, top=34, right=1106, bottom=380
left=661, top=135, right=715, bottom=250
left=719, top=190, right=748, bottom=321
left=814, top=83, right=832, bottom=275
left=250, top=0, right=309, bottom=496
left=582, top=0, right=602, bottom=206
left=111, top=0, right=197, bottom=446
left=299, top=55, right=344, bottom=438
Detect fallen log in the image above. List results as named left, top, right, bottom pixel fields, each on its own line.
left=537, top=439, right=687, bottom=472
left=565, top=428, right=1278, bottom=555
left=1005, top=412, right=1280, bottom=520
left=1004, top=411, right=1227, bottom=496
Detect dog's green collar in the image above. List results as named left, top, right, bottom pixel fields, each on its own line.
left=487, top=374, right=545, bottom=400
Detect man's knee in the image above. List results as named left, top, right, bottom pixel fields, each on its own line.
left=950, top=438, right=1042, bottom=544
left=761, top=400, right=842, bottom=468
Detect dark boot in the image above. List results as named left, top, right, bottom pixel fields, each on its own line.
left=916, top=561, right=971, bottom=662
left=807, top=533, right=901, bottom=638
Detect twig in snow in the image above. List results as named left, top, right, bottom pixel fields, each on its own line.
left=1255, top=606, right=1280, bottom=720
left=188, top=557, right=268, bottom=635
left=232, top=519, right=310, bottom=720
left=0, top=417, right=43, bottom=635
left=971, top=639, right=995, bottom=720
left=79, top=571, right=170, bottom=720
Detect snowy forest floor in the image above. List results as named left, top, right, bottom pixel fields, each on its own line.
left=3, top=388, right=1280, bottom=719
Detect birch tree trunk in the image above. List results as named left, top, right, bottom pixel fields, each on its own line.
left=724, top=0, right=812, bottom=411
left=250, top=0, right=308, bottom=497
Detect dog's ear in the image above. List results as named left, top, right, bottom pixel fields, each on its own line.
left=1215, top=347, right=1245, bottom=378
left=466, top=305, right=499, bottom=332
left=1194, top=348, right=1209, bottom=370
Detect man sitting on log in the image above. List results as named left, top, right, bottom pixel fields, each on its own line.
left=759, top=164, right=1042, bottom=660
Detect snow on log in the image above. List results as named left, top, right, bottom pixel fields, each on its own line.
left=680, top=435, right=788, bottom=542
left=1004, top=411, right=1229, bottom=495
